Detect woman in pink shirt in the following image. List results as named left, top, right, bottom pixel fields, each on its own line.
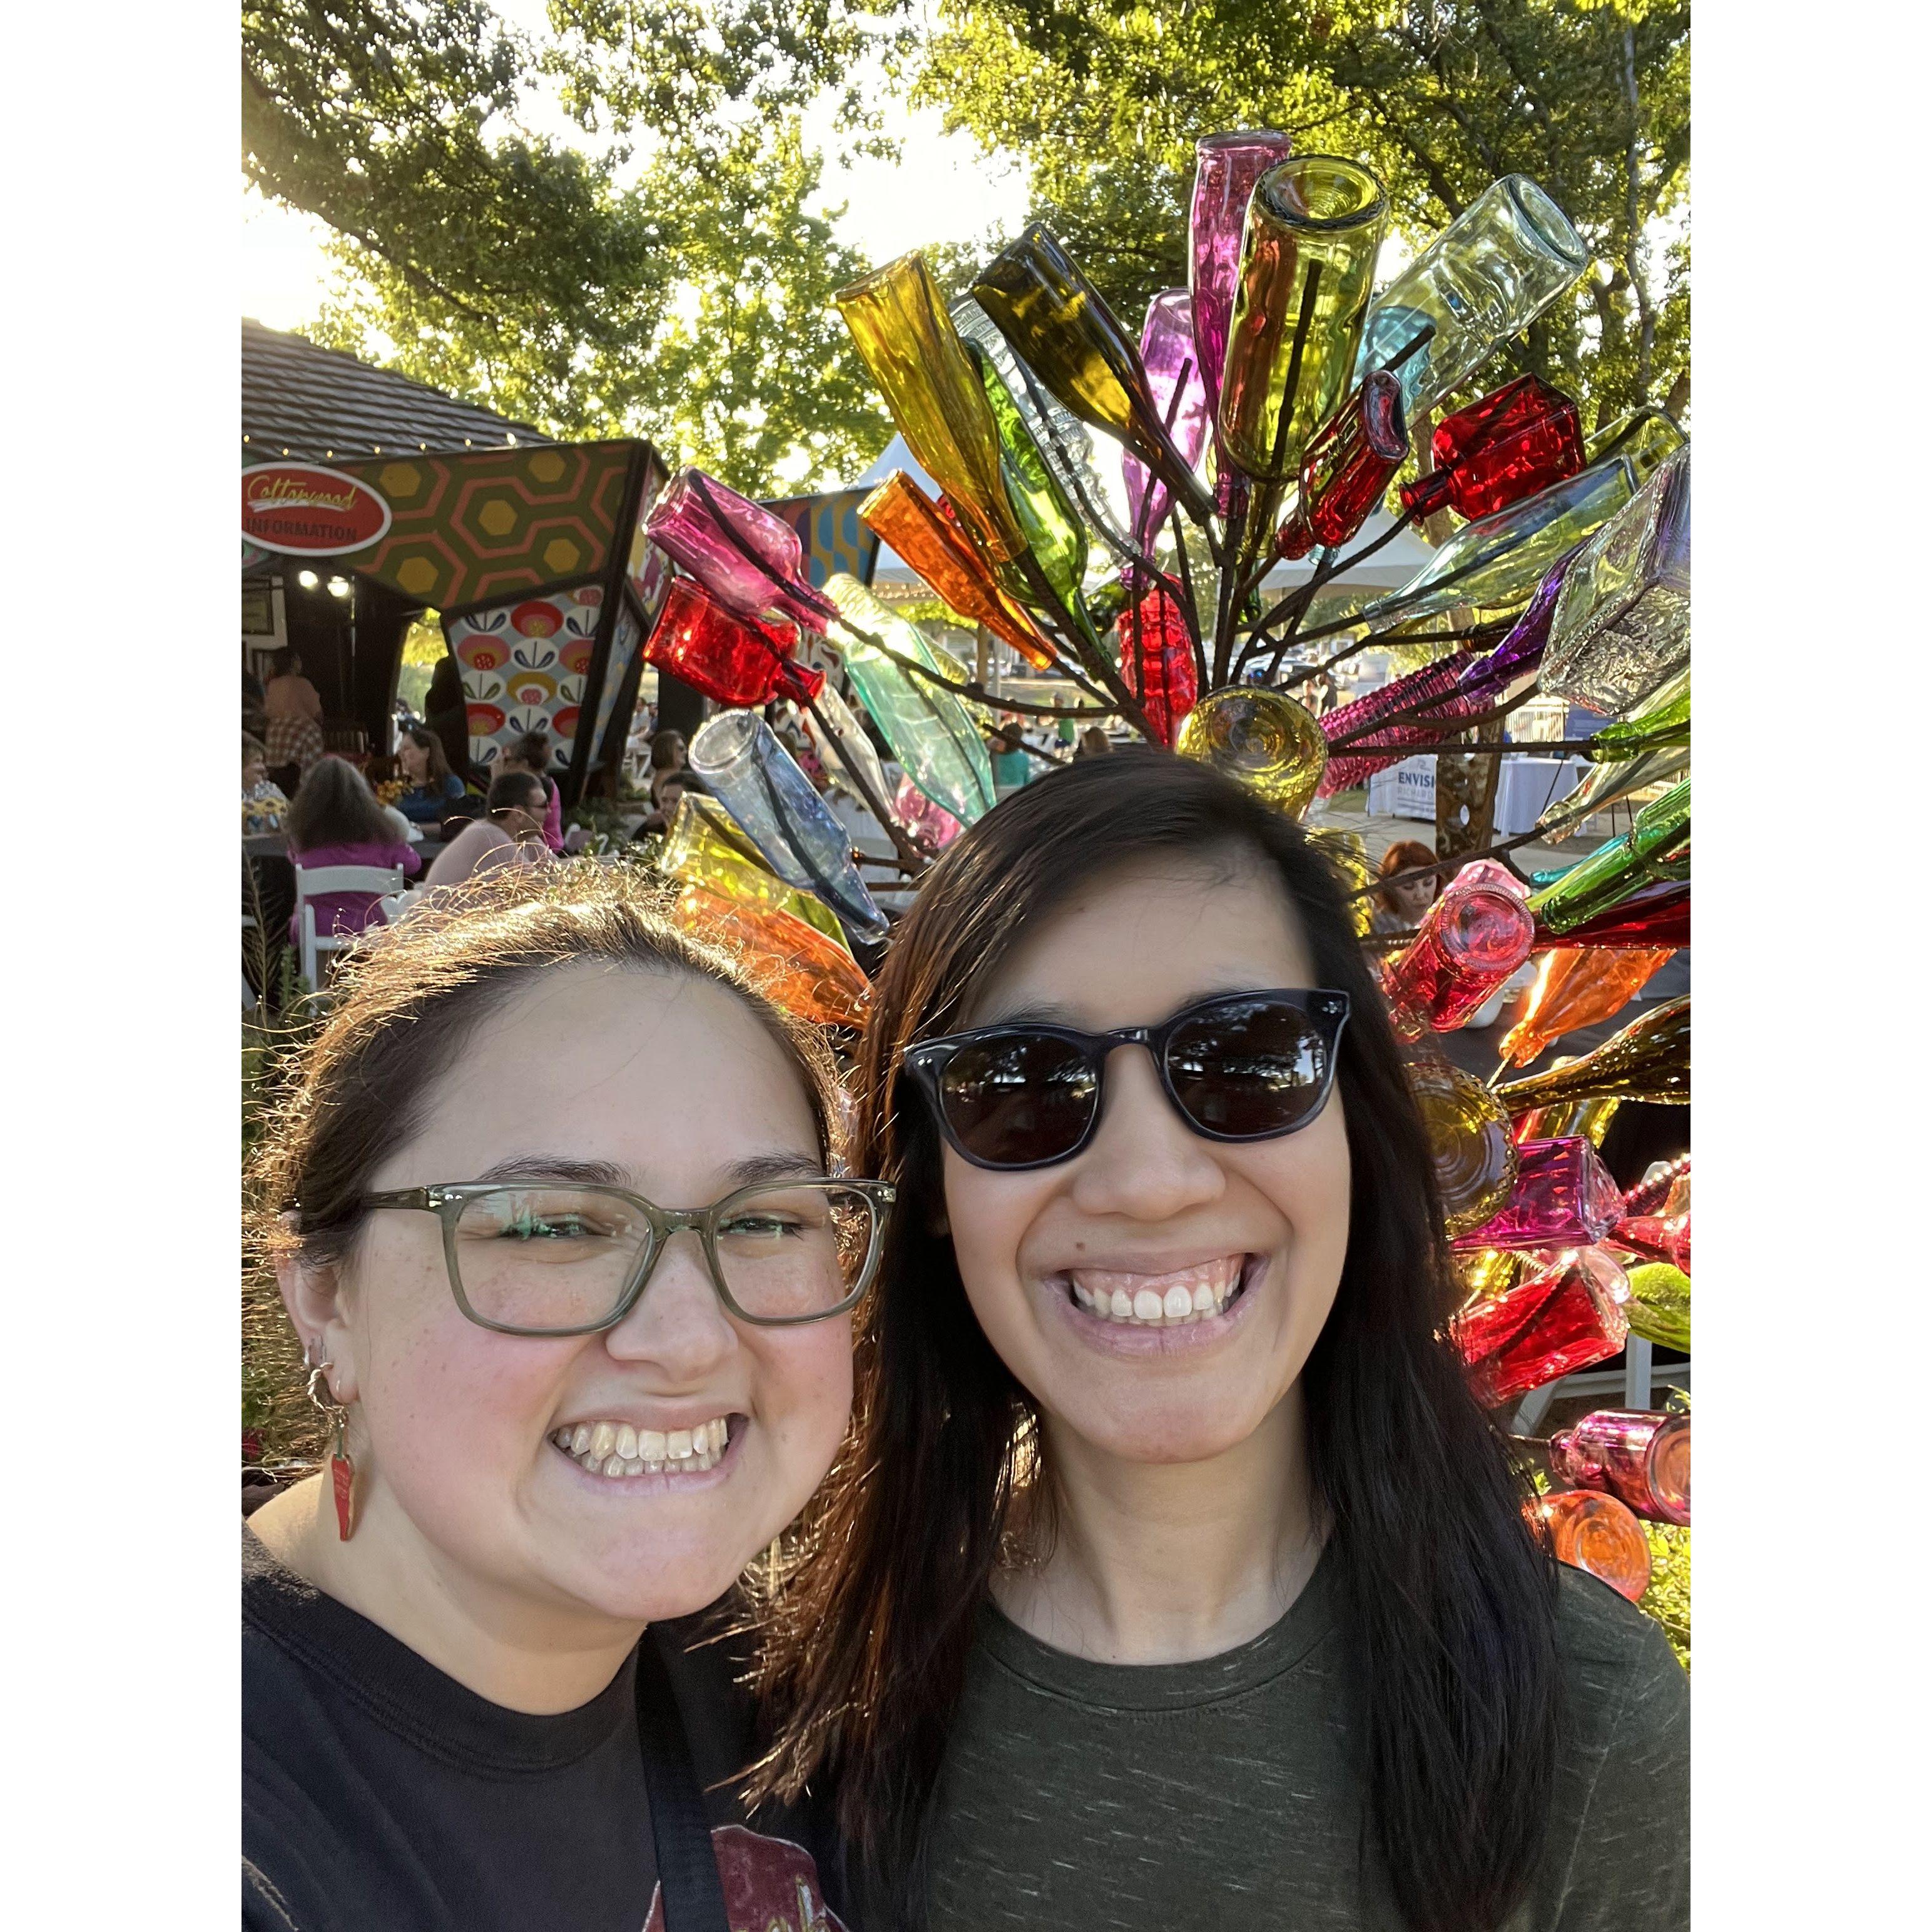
left=283, top=757, right=420, bottom=945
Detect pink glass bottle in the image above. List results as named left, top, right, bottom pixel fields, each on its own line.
left=1452, top=1136, right=1625, bottom=1252
left=1124, top=289, right=1211, bottom=546
left=644, top=577, right=825, bottom=709
left=1383, top=859, right=1535, bottom=1039
left=1401, top=374, right=1585, bottom=522
left=1548, top=1409, right=1690, bottom=1526
left=1453, top=1246, right=1630, bottom=1406
left=1275, top=370, right=1407, bottom=559
left=1609, top=1211, right=1691, bottom=1274
left=643, top=469, right=840, bottom=634
left=1535, top=1489, right=1653, bottom=1601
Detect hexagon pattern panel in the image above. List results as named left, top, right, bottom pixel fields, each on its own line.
left=449, top=587, right=603, bottom=770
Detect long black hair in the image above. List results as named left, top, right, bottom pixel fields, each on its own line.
left=749, top=750, right=1560, bottom=1930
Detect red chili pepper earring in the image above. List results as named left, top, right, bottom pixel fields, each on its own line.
left=307, top=1361, right=357, bottom=1541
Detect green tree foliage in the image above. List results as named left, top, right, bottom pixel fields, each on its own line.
left=243, top=1, right=893, bottom=493
left=908, top=0, right=1690, bottom=429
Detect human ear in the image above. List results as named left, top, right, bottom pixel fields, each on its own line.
left=275, top=1233, right=360, bottom=1406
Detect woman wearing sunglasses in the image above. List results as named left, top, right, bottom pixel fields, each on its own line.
left=751, top=752, right=1687, bottom=1930
left=245, top=864, right=890, bottom=1931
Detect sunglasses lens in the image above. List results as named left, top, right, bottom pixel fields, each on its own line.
left=1165, top=998, right=1333, bottom=1138
left=937, top=1034, right=1099, bottom=1167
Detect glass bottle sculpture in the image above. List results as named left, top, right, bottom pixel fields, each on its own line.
left=1589, top=668, right=1689, bottom=763
left=1452, top=1136, right=1625, bottom=1252
left=1549, top=1410, right=1690, bottom=1527
left=659, top=794, right=850, bottom=951
left=1408, top=1057, right=1519, bottom=1238
left=858, top=470, right=1056, bottom=670
left=1530, top=880, right=1689, bottom=952
left=950, top=296, right=1124, bottom=555
left=1357, top=455, right=1636, bottom=628
left=1499, top=945, right=1676, bottom=1066
left=1622, top=1153, right=1690, bottom=1221
left=1275, top=370, right=1408, bottom=559
left=1218, top=156, right=1388, bottom=486
left=1535, top=1489, right=1652, bottom=1602
left=1542, top=445, right=1690, bottom=715
left=644, top=469, right=840, bottom=635
left=822, top=573, right=997, bottom=826
left=1494, top=994, right=1690, bottom=1113
left=798, top=679, right=895, bottom=823
left=1537, top=742, right=1690, bottom=845
left=1453, top=1245, right=1630, bottom=1406
left=669, top=881, right=872, bottom=1031
left=1190, top=130, right=1295, bottom=435
left=686, top=712, right=887, bottom=941
left=1610, top=1213, right=1692, bottom=1276
left=975, top=225, right=1218, bottom=526
left=1383, top=858, right=1535, bottom=1038
left=891, top=771, right=963, bottom=852
left=1512, top=1091, right=1622, bottom=1149
left=643, top=577, right=824, bottom=709
left=1174, top=685, right=1327, bottom=817
left=1119, top=581, right=1199, bottom=748
left=1621, top=1262, right=1691, bottom=1353
left=1527, top=780, right=1690, bottom=935
left=1356, top=175, right=1589, bottom=419
left=1456, top=1246, right=1523, bottom=1304
left=1587, top=405, right=1686, bottom=486
left=836, top=253, right=1029, bottom=562
left=1124, top=289, right=1212, bottom=547
left=1400, top=375, right=1585, bottom=522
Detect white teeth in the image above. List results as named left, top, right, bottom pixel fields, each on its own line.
left=557, top=1416, right=733, bottom=1479
left=1070, top=1258, right=1247, bottom=1328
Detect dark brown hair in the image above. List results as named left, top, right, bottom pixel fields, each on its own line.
left=250, top=861, right=844, bottom=1276
left=749, top=751, right=1559, bottom=1932
left=402, top=724, right=453, bottom=788
left=499, top=729, right=553, bottom=773
left=284, top=756, right=395, bottom=853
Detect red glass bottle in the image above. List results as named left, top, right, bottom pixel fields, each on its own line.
left=1548, top=1409, right=1690, bottom=1525
left=1118, top=579, right=1199, bottom=748
left=1534, top=1489, right=1653, bottom=1601
left=1453, top=1246, right=1630, bottom=1406
left=1401, top=375, right=1584, bottom=521
left=1609, top=1211, right=1691, bottom=1274
left=1452, top=1136, right=1625, bottom=1252
left=644, top=577, right=824, bottom=709
left=1383, top=859, right=1535, bottom=1039
left=1275, top=370, right=1407, bottom=559
left=1530, top=880, right=1689, bottom=952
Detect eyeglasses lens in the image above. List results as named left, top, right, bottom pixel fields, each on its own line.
left=1164, top=999, right=1331, bottom=1137
left=453, top=1186, right=651, bottom=1330
left=711, top=1182, right=877, bottom=1321
left=939, top=1035, right=1099, bottom=1167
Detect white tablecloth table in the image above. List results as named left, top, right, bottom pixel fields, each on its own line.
left=1493, top=755, right=1592, bottom=838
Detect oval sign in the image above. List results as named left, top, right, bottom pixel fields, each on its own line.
left=242, top=462, right=392, bottom=556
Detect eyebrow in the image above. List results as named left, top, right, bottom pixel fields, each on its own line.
left=969, top=983, right=1301, bottom=1030
left=467, top=1151, right=826, bottom=1191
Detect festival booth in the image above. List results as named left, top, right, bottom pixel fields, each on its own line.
left=241, top=320, right=674, bottom=805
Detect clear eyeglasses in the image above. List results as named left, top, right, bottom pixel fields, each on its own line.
left=359, top=1177, right=896, bottom=1336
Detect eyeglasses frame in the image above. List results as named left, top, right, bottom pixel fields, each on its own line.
left=359, top=1176, right=897, bottom=1336
left=903, top=987, right=1352, bottom=1172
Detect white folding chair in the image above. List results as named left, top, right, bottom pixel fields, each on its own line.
left=293, top=864, right=405, bottom=987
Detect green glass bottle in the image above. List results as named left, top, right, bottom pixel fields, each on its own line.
left=1587, top=405, right=1687, bottom=486
left=1218, top=156, right=1388, bottom=485
left=1527, top=779, right=1690, bottom=935
left=974, top=224, right=1218, bottom=525
left=1493, top=994, right=1690, bottom=1113
left=1587, top=669, right=1689, bottom=763
left=1358, top=454, right=1636, bottom=628
left=1623, top=1263, right=1691, bottom=1353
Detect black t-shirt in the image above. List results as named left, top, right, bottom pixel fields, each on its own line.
left=243, top=1527, right=850, bottom=1931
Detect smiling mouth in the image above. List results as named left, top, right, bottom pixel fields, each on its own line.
left=548, top=1415, right=738, bottom=1480
left=1054, top=1253, right=1255, bottom=1328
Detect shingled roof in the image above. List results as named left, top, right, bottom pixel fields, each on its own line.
left=241, top=318, right=551, bottom=462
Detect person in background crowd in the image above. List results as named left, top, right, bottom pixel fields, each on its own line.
left=989, top=718, right=1032, bottom=797
left=283, top=756, right=420, bottom=946
left=493, top=731, right=567, bottom=852
left=243, top=864, right=880, bottom=1931
left=1371, top=839, right=1441, bottom=937
left=648, top=730, right=689, bottom=811
left=1055, top=716, right=1078, bottom=751
left=634, top=767, right=711, bottom=839
left=1076, top=725, right=1112, bottom=759
left=394, top=727, right=467, bottom=826
left=424, top=650, right=470, bottom=784
left=423, top=771, right=552, bottom=891
left=264, top=648, right=327, bottom=788
left=243, top=736, right=288, bottom=836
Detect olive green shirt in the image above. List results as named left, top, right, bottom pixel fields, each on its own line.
left=925, top=1554, right=1688, bottom=1931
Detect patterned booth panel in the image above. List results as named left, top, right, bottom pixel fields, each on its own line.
left=449, top=587, right=604, bottom=771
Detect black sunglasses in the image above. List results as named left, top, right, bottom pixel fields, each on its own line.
left=903, top=988, right=1350, bottom=1172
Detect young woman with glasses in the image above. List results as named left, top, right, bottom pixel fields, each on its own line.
left=750, top=751, right=1689, bottom=1931
left=245, top=863, right=890, bottom=1931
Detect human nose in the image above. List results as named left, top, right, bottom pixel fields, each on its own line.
left=601, top=1226, right=737, bottom=1379
left=1066, top=1042, right=1228, bottom=1221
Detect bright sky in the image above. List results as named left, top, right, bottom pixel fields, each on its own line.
left=240, top=4, right=1030, bottom=333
